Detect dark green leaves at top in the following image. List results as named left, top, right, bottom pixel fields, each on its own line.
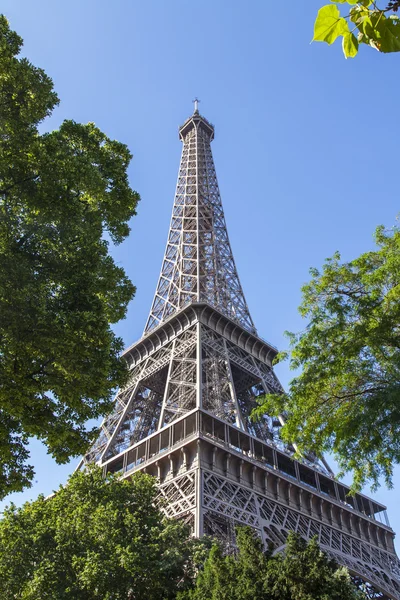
left=353, top=8, right=400, bottom=53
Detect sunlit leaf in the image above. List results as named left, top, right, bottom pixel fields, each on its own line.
left=313, top=4, right=350, bottom=45
left=342, top=31, right=359, bottom=57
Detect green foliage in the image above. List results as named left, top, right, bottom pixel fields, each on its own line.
left=254, top=225, right=400, bottom=491
left=179, top=527, right=364, bottom=600
left=313, top=1, right=400, bottom=58
left=0, top=472, right=367, bottom=600
left=0, top=16, right=140, bottom=497
left=0, top=466, right=205, bottom=600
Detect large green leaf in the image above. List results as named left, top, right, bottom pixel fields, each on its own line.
left=314, top=5, right=350, bottom=45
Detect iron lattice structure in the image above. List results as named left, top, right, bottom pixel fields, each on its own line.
left=84, top=107, right=400, bottom=600
left=145, top=110, right=255, bottom=336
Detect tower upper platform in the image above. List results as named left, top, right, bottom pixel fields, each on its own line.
left=179, top=110, right=215, bottom=141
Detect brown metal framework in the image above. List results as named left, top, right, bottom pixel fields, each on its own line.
left=84, top=107, right=400, bottom=599
left=145, top=109, right=255, bottom=335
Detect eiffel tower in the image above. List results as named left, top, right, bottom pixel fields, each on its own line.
left=83, top=103, right=400, bottom=599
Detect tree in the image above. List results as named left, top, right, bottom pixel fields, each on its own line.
left=179, top=527, right=364, bottom=600
left=313, top=1, right=400, bottom=59
left=254, top=225, right=400, bottom=491
left=0, top=466, right=206, bottom=600
left=0, top=16, right=139, bottom=497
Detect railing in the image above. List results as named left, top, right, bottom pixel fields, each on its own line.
left=102, top=408, right=390, bottom=529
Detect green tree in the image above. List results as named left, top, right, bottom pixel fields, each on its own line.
left=0, top=466, right=205, bottom=600
left=313, top=1, right=400, bottom=58
left=179, top=527, right=364, bottom=600
left=254, top=225, right=400, bottom=491
left=0, top=16, right=139, bottom=497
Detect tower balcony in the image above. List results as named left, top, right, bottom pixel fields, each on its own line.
left=179, top=112, right=215, bottom=141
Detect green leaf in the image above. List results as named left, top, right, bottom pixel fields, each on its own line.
left=342, top=32, right=359, bottom=58
left=375, top=15, right=400, bottom=53
left=313, top=5, right=350, bottom=45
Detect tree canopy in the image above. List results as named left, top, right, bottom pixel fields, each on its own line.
left=178, top=526, right=364, bottom=600
left=0, top=472, right=364, bottom=600
left=0, top=16, right=139, bottom=497
left=254, top=225, right=400, bottom=491
left=0, top=466, right=206, bottom=600
left=313, top=1, right=400, bottom=58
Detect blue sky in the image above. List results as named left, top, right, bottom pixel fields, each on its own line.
left=1, top=0, right=399, bottom=549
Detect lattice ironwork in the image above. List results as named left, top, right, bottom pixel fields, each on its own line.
left=160, top=335, right=197, bottom=424
left=203, top=471, right=400, bottom=600
left=157, top=471, right=196, bottom=518
left=83, top=106, right=400, bottom=600
left=85, top=320, right=315, bottom=467
left=202, top=335, right=240, bottom=425
left=145, top=110, right=255, bottom=335
left=84, top=325, right=198, bottom=462
left=204, top=511, right=237, bottom=554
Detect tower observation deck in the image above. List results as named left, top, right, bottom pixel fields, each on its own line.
left=84, top=106, right=400, bottom=600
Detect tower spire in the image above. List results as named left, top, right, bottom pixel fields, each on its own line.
left=145, top=108, right=256, bottom=335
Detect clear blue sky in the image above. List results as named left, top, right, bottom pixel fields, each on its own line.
left=1, top=0, right=399, bottom=549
